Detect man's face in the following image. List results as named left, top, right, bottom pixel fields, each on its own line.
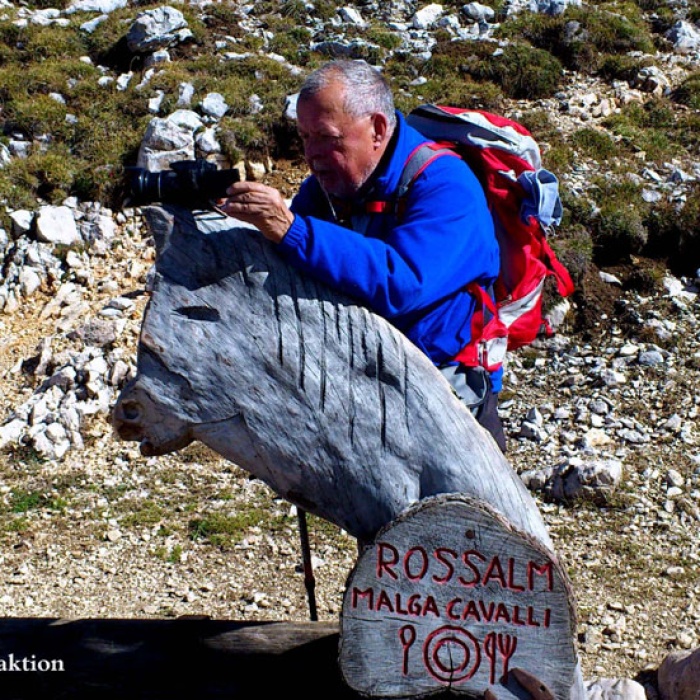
left=296, top=80, right=386, bottom=200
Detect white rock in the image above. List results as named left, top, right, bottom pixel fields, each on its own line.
left=9, top=209, right=34, bottom=236
left=412, top=3, right=444, bottom=29
left=35, top=206, right=80, bottom=246
left=0, top=419, right=26, bottom=449
left=339, top=7, right=365, bottom=26
left=65, top=0, right=127, bottom=13
left=18, top=267, right=42, bottom=297
left=201, top=92, right=228, bottom=119
left=585, top=677, right=646, bottom=699
left=599, top=271, right=622, bottom=285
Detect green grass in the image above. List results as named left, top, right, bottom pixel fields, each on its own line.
left=120, top=500, right=166, bottom=528
left=188, top=506, right=288, bottom=548
left=10, top=489, right=44, bottom=513
left=0, top=0, right=698, bottom=281
left=153, top=544, right=183, bottom=563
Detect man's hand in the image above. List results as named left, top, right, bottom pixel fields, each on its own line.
left=216, top=181, right=295, bottom=244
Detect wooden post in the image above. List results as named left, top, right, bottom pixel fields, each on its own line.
left=339, top=494, right=581, bottom=700
left=298, top=507, right=318, bottom=621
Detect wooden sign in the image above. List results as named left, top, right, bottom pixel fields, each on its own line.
left=339, top=494, right=580, bottom=699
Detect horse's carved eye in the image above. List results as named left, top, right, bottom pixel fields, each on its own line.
left=174, top=306, right=220, bottom=322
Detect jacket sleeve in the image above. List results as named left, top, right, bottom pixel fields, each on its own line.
left=281, top=155, right=499, bottom=320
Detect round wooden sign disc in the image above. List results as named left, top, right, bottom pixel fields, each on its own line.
left=339, top=494, right=579, bottom=699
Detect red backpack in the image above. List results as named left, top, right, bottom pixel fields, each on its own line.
left=400, top=104, right=576, bottom=373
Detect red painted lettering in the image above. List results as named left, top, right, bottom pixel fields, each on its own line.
left=494, top=603, right=511, bottom=623
left=407, top=594, right=423, bottom=616
left=395, top=593, right=408, bottom=615
left=404, top=546, right=428, bottom=582
left=526, top=606, right=540, bottom=627
left=459, top=549, right=486, bottom=587
left=507, top=558, right=526, bottom=592
left=422, top=596, right=440, bottom=618
left=544, top=609, right=551, bottom=628
left=482, top=556, right=507, bottom=589
left=377, top=542, right=399, bottom=580
left=511, top=606, right=526, bottom=626
left=461, top=600, right=481, bottom=622
left=351, top=587, right=374, bottom=611
left=376, top=590, right=394, bottom=613
left=478, top=601, right=495, bottom=622
left=446, top=598, right=462, bottom=620
left=527, top=560, right=554, bottom=591
left=432, top=547, right=456, bottom=584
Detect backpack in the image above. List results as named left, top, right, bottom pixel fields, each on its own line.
left=400, top=104, right=576, bottom=373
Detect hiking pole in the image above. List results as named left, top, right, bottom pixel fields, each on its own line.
left=297, top=508, right=318, bottom=621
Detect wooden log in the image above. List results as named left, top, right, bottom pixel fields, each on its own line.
left=340, top=494, right=581, bottom=700
left=111, top=206, right=587, bottom=698
left=0, top=617, right=355, bottom=699
left=112, top=206, right=552, bottom=548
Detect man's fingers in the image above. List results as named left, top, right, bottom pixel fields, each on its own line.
left=510, top=668, right=555, bottom=700
left=225, top=180, right=274, bottom=197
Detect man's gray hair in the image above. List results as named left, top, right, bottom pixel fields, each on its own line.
left=299, top=60, right=397, bottom=132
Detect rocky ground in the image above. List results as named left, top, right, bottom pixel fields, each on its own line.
left=0, top=0, right=699, bottom=696
left=0, top=164, right=699, bottom=698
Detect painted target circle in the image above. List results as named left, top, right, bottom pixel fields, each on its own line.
left=423, top=625, right=481, bottom=683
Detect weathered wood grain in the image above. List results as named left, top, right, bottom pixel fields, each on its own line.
left=111, top=206, right=586, bottom=699
left=340, top=494, right=579, bottom=700
left=0, top=617, right=354, bottom=699
left=112, top=206, right=550, bottom=548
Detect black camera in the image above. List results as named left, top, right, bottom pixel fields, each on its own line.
left=126, top=159, right=240, bottom=208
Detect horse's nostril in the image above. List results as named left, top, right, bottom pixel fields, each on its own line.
left=119, top=401, right=141, bottom=422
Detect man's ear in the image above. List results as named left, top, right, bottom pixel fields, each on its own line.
left=371, top=112, right=389, bottom=148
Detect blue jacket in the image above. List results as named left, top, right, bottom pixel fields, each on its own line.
left=278, top=111, right=502, bottom=391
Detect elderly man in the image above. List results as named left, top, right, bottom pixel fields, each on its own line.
left=217, top=59, right=505, bottom=452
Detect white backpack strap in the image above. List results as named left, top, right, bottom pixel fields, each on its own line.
left=407, top=104, right=542, bottom=170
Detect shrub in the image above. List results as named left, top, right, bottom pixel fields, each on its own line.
left=602, top=99, right=682, bottom=161
left=15, top=22, right=87, bottom=61
left=540, top=143, right=575, bottom=172
left=572, top=3, right=655, bottom=54
left=499, top=6, right=656, bottom=75
left=425, top=40, right=562, bottom=100
left=597, top=54, right=653, bottom=83
left=424, top=39, right=497, bottom=79
left=24, top=0, right=72, bottom=9
left=280, top=0, right=308, bottom=22
left=217, top=116, right=268, bottom=162
left=645, top=184, right=700, bottom=276
left=673, top=71, right=700, bottom=110
left=1, top=145, right=82, bottom=205
left=516, top=109, right=575, bottom=172
left=80, top=7, right=138, bottom=64
left=202, top=2, right=246, bottom=35
left=487, top=43, right=563, bottom=99
left=412, top=76, right=504, bottom=111
left=570, top=128, right=618, bottom=160
left=267, top=25, right=313, bottom=62
left=550, top=223, right=594, bottom=289
left=592, top=203, right=648, bottom=265
left=365, top=26, right=403, bottom=51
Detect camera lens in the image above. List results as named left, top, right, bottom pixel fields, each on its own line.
left=124, top=161, right=239, bottom=207
left=127, top=168, right=181, bottom=204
